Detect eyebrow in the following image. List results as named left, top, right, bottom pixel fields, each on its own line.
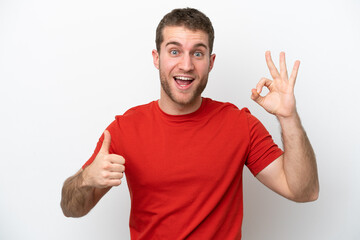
left=165, top=41, right=208, bottom=50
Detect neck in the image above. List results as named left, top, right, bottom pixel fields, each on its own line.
left=158, top=93, right=202, bottom=115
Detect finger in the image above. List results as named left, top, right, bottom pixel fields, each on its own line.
left=251, top=88, right=265, bottom=106
left=107, top=179, right=122, bottom=187
left=107, top=163, right=125, bottom=173
left=279, top=52, right=288, bottom=80
left=265, top=51, right=280, bottom=79
left=256, top=77, right=272, bottom=94
left=108, top=171, right=124, bottom=179
left=99, top=130, right=111, bottom=154
left=107, top=154, right=125, bottom=165
left=289, top=60, right=300, bottom=86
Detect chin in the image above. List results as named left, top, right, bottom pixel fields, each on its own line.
left=160, top=74, right=207, bottom=107
left=171, top=93, right=199, bottom=106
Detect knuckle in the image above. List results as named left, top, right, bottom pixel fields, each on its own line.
left=102, top=162, right=111, bottom=170
left=101, top=171, right=109, bottom=179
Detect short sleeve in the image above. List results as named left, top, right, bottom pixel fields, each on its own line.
left=245, top=111, right=283, bottom=176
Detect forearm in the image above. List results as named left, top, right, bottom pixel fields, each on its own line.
left=60, top=170, right=106, bottom=217
left=279, top=112, right=319, bottom=202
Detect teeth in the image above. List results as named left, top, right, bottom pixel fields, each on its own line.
left=175, top=76, right=194, bottom=81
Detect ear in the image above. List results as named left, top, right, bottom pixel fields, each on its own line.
left=209, top=53, right=216, bottom=72
left=152, top=49, right=160, bottom=69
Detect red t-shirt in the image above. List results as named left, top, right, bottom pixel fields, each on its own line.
left=83, top=98, right=283, bottom=239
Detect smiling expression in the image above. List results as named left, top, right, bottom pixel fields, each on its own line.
left=152, top=26, right=216, bottom=114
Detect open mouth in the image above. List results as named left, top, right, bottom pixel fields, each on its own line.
left=174, top=76, right=194, bottom=89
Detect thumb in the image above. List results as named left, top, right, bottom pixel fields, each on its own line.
left=99, top=130, right=111, bottom=154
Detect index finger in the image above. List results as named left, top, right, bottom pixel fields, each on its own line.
left=108, top=154, right=126, bottom=165
left=265, top=51, right=280, bottom=79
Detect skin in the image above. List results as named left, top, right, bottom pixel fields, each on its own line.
left=60, top=26, right=319, bottom=218
left=253, top=51, right=319, bottom=202
left=61, top=130, right=125, bottom=217
left=152, top=26, right=216, bottom=115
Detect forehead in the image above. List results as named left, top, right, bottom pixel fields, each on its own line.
left=161, top=26, right=209, bottom=48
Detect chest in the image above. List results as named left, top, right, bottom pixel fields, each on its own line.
left=120, top=119, right=249, bottom=192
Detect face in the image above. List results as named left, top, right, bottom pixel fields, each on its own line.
left=152, top=26, right=216, bottom=108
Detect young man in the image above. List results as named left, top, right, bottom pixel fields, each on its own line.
left=61, top=8, right=319, bottom=239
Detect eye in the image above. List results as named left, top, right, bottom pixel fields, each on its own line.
left=194, top=52, right=203, bottom=57
left=170, top=50, right=179, bottom=55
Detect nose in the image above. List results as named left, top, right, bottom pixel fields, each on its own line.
left=178, top=54, right=194, bottom=72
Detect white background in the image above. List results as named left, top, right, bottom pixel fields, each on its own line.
left=1, top=0, right=359, bottom=239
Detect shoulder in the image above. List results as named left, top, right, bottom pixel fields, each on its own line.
left=204, top=97, right=252, bottom=118
left=103, top=101, right=157, bottom=132
left=104, top=101, right=156, bottom=142
left=115, top=101, right=156, bottom=120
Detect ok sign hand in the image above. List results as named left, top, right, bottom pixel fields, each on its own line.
left=251, top=51, right=300, bottom=118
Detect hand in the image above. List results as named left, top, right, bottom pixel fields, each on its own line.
left=82, top=130, right=125, bottom=188
left=251, top=51, right=300, bottom=118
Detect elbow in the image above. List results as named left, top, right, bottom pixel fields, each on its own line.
left=292, top=186, right=320, bottom=203
left=309, top=189, right=320, bottom=202
left=307, top=182, right=320, bottom=202
left=292, top=177, right=320, bottom=203
left=296, top=192, right=319, bottom=203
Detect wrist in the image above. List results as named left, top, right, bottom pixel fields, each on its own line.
left=277, top=109, right=300, bottom=122
left=78, top=169, right=91, bottom=188
left=277, top=111, right=304, bottom=135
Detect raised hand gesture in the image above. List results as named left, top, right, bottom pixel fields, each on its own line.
left=61, top=130, right=125, bottom=217
left=82, top=130, right=125, bottom=188
left=251, top=51, right=300, bottom=118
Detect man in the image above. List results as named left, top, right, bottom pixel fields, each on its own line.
left=61, top=8, right=319, bottom=239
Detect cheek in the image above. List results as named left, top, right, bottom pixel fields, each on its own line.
left=160, top=59, right=177, bottom=73
left=196, top=62, right=210, bottom=74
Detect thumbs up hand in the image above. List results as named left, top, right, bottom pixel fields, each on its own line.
left=82, top=130, right=125, bottom=188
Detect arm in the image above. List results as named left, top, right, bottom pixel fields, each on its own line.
left=60, top=169, right=111, bottom=217
left=60, top=130, right=125, bottom=217
left=251, top=51, right=319, bottom=202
